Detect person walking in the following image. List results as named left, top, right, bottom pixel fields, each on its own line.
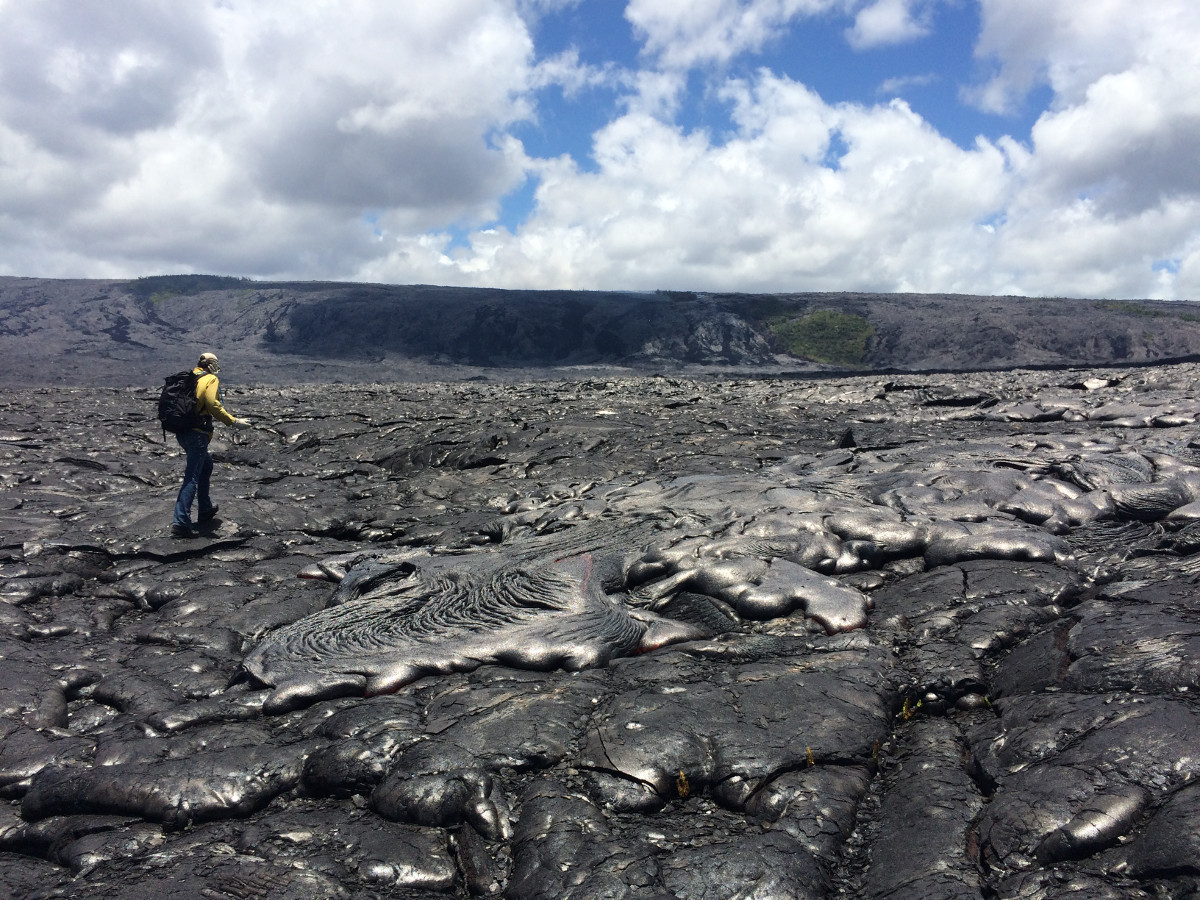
left=172, top=352, right=251, bottom=538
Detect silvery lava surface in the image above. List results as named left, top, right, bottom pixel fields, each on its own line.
left=3, top=365, right=1200, bottom=898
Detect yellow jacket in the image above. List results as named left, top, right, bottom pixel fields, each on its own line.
left=193, top=367, right=237, bottom=432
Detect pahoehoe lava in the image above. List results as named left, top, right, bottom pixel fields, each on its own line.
left=4, top=364, right=1200, bottom=898
left=242, top=552, right=703, bottom=714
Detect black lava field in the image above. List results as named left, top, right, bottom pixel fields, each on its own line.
left=3, top=364, right=1200, bottom=899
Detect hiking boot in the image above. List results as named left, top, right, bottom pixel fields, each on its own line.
left=171, top=523, right=200, bottom=538
left=199, top=505, right=219, bottom=523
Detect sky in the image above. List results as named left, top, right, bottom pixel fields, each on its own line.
left=1, top=0, right=1198, bottom=300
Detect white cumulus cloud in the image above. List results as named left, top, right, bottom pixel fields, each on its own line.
left=360, top=72, right=1013, bottom=293
left=0, top=0, right=1197, bottom=301
left=625, top=0, right=847, bottom=69
left=846, top=0, right=934, bottom=50
left=964, top=0, right=1200, bottom=297
left=0, top=0, right=542, bottom=277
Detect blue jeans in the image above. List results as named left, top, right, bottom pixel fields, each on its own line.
left=173, top=430, right=215, bottom=527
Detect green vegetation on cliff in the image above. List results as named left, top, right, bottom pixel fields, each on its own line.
left=129, top=274, right=254, bottom=306
left=766, top=309, right=875, bottom=365
left=1093, top=300, right=1167, bottom=319
left=1093, top=299, right=1200, bottom=324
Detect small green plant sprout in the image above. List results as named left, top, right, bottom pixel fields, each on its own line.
left=900, top=696, right=924, bottom=721
left=676, top=770, right=690, bottom=799
left=806, top=746, right=816, bottom=767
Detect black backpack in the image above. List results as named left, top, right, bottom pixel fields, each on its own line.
left=157, top=370, right=201, bottom=436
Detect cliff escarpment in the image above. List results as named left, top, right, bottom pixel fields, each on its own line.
left=2, top=275, right=1199, bottom=384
